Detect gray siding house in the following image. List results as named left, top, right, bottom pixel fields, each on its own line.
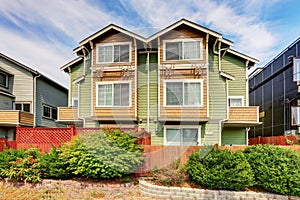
left=0, top=53, right=68, bottom=140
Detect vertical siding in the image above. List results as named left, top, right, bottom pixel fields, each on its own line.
left=222, top=54, right=246, bottom=104
left=36, top=78, right=68, bottom=127
left=138, top=53, right=158, bottom=120
left=221, top=127, right=246, bottom=145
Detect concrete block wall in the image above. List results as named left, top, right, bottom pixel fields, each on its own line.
left=139, top=180, right=300, bottom=200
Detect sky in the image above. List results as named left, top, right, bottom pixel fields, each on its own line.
left=0, top=0, right=299, bottom=87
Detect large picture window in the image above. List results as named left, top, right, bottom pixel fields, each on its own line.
left=164, top=80, right=202, bottom=106
left=164, top=39, right=202, bottom=61
left=97, top=43, right=131, bottom=63
left=165, top=127, right=200, bottom=146
left=97, top=82, right=131, bottom=107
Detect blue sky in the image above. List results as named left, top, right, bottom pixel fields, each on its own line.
left=0, top=0, right=299, bottom=87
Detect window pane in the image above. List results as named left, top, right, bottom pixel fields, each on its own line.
left=166, top=128, right=180, bottom=145
left=98, top=84, right=112, bottom=106
left=52, top=108, right=57, bottom=120
left=43, top=106, right=51, bottom=118
left=114, top=45, right=129, bottom=62
left=98, top=46, right=113, bottom=63
left=229, top=98, right=243, bottom=107
left=182, top=128, right=198, bottom=146
left=72, top=99, right=78, bottom=107
left=166, top=42, right=181, bottom=60
left=183, top=41, right=200, bottom=59
left=23, top=104, right=30, bottom=112
left=15, top=103, right=22, bottom=111
left=113, top=83, right=130, bottom=106
left=184, top=82, right=201, bottom=105
left=166, top=82, right=183, bottom=105
left=0, top=73, right=7, bottom=87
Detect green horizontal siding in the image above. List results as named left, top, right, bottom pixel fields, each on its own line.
left=221, top=128, right=246, bottom=145
left=79, top=59, right=92, bottom=118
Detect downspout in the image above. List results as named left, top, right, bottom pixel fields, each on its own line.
left=147, top=52, right=150, bottom=132
left=33, top=74, right=41, bottom=127
left=67, top=67, right=72, bottom=106
left=219, top=78, right=229, bottom=145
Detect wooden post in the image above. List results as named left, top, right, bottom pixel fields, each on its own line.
left=70, top=125, right=76, bottom=136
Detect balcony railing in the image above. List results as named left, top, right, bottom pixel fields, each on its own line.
left=57, top=107, right=81, bottom=125
left=0, top=110, right=34, bottom=126
left=226, top=106, right=260, bottom=127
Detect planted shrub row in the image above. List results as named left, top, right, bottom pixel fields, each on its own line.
left=0, top=128, right=144, bottom=183
left=186, top=145, right=300, bottom=197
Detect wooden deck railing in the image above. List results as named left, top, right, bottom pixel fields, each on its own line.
left=228, top=106, right=259, bottom=122
left=0, top=110, right=34, bottom=126
left=57, top=107, right=79, bottom=121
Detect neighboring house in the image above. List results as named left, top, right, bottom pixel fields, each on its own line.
left=58, top=19, right=260, bottom=146
left=249, top=37, right=300, bottom=137
left=0, top=53, right=68, bottom=140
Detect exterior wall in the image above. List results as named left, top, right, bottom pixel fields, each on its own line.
left=221, top=127, right=246, bottom=145
left=35, top=78, right=68, bottom=127
left=222, top=53, right=247, bottom=105
left=70, top=62, right=84, bottom=106
left=249, top=38, right=300, bottom=137
left=0, top=57, right=34, bottom=113
left=79, top=58, right=92, bottom=120
left=0, top=95, right=13, bottom=110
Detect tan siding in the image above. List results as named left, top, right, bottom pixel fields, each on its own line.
left=228, top=107, right=258, bottom=122
left=19, top=111, right=34, bottom=125
left=0, top=111, right=33, bottom=126
left=58, top=107, right=78, bottom=121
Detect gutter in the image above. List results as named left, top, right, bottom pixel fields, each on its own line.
left=33, top=74, right=41, bottom=127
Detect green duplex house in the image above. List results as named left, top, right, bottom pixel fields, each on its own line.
left=58, top=19, right=260, bottom=146
left=0, top=53, right=68, bottom=141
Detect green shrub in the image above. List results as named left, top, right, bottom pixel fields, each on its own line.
left=1, top=148, right=42, bottom=183
left=244, top=145, right=300, bottom=196
left=0, top=148, right=27, bottom=178
left=186, top=148, right=254, bottom=191
left=39, top=129, right=144, bottom=180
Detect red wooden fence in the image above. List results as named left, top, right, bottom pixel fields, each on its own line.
left=249, top=135, right=299, bottom=145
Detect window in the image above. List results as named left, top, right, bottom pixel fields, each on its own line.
left=228, top=97, right=244, bottom=107
left=165, top=127, right=200, bottom=146
left=292, top=106, right=300, bottom=126
left=293, top=57, right=300, bottom=81
left=165, top=80, right=202, bottom=106
left=13, top=102, right=31, bottom=112
left=164, top=39, right=202, bottom=61
left=0, top=72, right=8, bottom=87
left=43, top=104, right=57, bottom=120
left=72, top=98, right=78, bottom=107
left=97, top=82, right=131, bottom=107
left=97, top=43, right=131, bottom=63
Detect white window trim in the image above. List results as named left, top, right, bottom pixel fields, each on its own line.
left=0, top=71, right=8, bottom=88
left=293, top=57, right=300, bottom=82
left=42, top=104, right=57, bottom=120
left=163, top=79, right=204, bottom=107
left=163, top=38, right=203, bottom=61
left=96, top=42, right=132, bottom=64
left=13, top=102, right=32, bottom=113
left=228, top=96, right=244, bottom=107
left=96, top=80, right=132, bottom=108
left=164, top=125, right=201, bottom=146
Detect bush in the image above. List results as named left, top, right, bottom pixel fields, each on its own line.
left=39, top=129, right=144, bottom=180
left=152, top=160, right=187, bottom=187
left=186, top=148, right=254, bottom=191
left=244, top=145, right=300, bottom=196
left=1, top=148, right=42, bottom=183
left=0, top=148, right=27, bottom=178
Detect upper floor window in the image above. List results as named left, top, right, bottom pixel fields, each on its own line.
left=228, top=96, right=244, bottom=107
left=0, top=72, right=8, bottom=88
left=164, top=80, right=203, bottom=107
left=13, top=102, right=31, bottom=112
left=96, top=42, right=131, bottom=64
left=72, top=98, right=78, bottom=107
left=164, top=39, right=202, bottom=61
left=43, top=104, right=57, bottom=120
left=293, top=57, right=300, bottom=81
left=96, top=81, right=131, bottom=107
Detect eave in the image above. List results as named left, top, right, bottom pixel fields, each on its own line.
left=60, top=57, right=83, bottom=73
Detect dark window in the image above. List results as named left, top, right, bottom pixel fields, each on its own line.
left=14, top=102, right=31, bottom=112
left=51, top=108, right=57, bottom=120
left=43, top=104, right=58, bottom=120
left=0, top=72, right=7, bottom=87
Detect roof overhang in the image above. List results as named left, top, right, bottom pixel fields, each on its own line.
left=224, top=121, right=262, bottom=127
left=227, top=49, right=259, bottom=67
left=60, top=57, right=83, bottom=73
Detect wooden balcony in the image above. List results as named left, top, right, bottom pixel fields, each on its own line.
left=225, top=106, right=261, bottom=127
left=0, top=110, right=34, bottom=127
left=57, top=107, right=82, bottom=125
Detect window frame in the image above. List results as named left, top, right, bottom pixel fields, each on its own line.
left=164, top=125, right=201, bottom=146
left=72, top=98, right=78, bottom=107
left=13, top=102, right=31, bottom=113
left=228, top=96, right=244, bottom=107
left=163, top=79, right=203, bottom=107
left=96, top=81, right=132, bottom=108
left=163, top=38, right=203, bottom=61
left=96, top=42, right=132, bottom=64
left=0, top=71, right=8, bottom=88
left=293, top=57, right=300, bottom=82
left=42, top=104, right=58, bottom=120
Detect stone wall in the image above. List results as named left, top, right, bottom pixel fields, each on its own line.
left=139, top=180, right=300, bottom=200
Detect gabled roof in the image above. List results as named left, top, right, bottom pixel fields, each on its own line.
left=147, top=18, right=233, bottom=46
left=227, top=49, right=259, bottom=65
left=60, top=57, right=83, bottom=73
left=0, top=53, right=67, bottom=92
left=78, top=24, right=147, bottom=48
